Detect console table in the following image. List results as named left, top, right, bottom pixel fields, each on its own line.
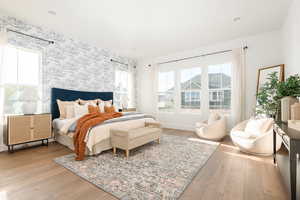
left=273, top=122, right=300, bottom=200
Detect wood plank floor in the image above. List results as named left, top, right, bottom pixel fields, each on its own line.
left=0, top=129, right=288, bottom=200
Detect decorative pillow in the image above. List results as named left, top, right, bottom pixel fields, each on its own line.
left=78, top=99, right=98, bottom=105
left=88, top=105, right=100, bottom=114
left=208, top=113, right=220, bottom=125
left=245, top=118, right=273, bottom=136
left=65, top=104, right=75, bottom=119
left=98, top=99, right=112, bottom=107
left=98, top=101, right=105, bottom=113
left=57, top=99, right=79, bottom=119
left=104, top=105, right=116, bottom=113
left=74, top=103, right=89, bottom=117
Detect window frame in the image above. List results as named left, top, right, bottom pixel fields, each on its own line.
left=1, top=45, right=43, bottom=114
left=208, top=62, right=232, bottom=114
left=179, top=66, right=202, bottom=112
left=156, top=55, right=232, bottom=116
left=157, top=70, right=176, bottom=112
left=114, top=68, right=135, bottom=110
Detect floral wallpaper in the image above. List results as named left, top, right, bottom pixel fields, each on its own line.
left=0, top=16, right=137, bottom=112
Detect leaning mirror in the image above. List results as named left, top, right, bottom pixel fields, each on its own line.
left=256, top=64, right=285, bottom=94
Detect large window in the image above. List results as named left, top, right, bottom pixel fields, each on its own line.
left=180, top=67, right=201, bottom=110
left=208, top=63, right=231, bottom=112
left=158, top=71, right=175, bottom=111
left=1, top=46, right=42, bottom=114
left=156, top=58, right=232, bottom=114
left=114, top=69, right=135, bottom=109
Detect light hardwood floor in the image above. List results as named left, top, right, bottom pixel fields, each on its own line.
left=0, top=129, right=288, bottom=200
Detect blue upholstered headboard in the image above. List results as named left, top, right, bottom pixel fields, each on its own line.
left=51, top=88, right=113, bottom=119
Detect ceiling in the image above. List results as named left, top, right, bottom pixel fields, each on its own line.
left=0, top=0, right=292, bottom=59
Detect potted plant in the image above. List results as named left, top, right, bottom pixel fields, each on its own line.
left=256, top=72, right=281, bottom=119
left=277, top=75, right=300, bottom=122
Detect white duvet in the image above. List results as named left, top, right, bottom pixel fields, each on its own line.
left=53, top=116, right=156, bottom=151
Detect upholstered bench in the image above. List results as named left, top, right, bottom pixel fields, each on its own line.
left=110, top=122, right=162, bottom=158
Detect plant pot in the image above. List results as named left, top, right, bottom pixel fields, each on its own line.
left=22, top=102, right=37, bottom=114
left=281, top=96, right=298, bottom=122
left=291, top=102, right=300, bottom=120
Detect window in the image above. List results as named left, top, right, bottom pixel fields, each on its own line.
left=158, top=71, right=175, bottom=111
left=156, top=56, right=232, bottom=115
left=0, top=46, right=42, bottom=114
left=114, top=69, right=134, bottom=109
left=208, top=63, right=231, bottom=112
left=180, top=67, right=201, bottom=110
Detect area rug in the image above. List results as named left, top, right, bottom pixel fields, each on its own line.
left=54, top=134, right=219, bottom=200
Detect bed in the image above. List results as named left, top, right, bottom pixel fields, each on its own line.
left=51, top=88, right=156, bottom=155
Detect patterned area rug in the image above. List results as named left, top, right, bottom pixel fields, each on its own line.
left=54, top=135, right=219, bottom=199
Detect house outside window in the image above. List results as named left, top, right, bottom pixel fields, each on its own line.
left=157, top=71, right=175, bottom=111
left=157, top=60, right=232, bottom=114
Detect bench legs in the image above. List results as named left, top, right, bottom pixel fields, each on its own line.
left=126, top=149, right=129, bottom=158
left=113, top=137, right=161, bottom=158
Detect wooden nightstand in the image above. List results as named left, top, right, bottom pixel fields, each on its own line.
left=4, top=113, right=52, bottom=152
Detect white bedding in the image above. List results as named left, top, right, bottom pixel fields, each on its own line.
left=53, top=116, right=156, bottom=151
left=53, top=118, right=74, bottom=131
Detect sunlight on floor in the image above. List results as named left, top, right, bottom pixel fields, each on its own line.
left=0, top=191, right=7, bottom=200
left=188, top=138, right=219, bottom=146
left=223, top=150, right=273, bottom=163
left=220, top=143, right=239, bottom=150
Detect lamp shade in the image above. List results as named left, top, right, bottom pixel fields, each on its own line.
left=20, top=87, right=39, bottom=101
left=121, top=95, right=129, bottom=109
left=0, top=27, right=8, bottom=46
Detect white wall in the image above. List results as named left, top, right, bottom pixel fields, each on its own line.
left=137, top=31, right=283, bottom=131
left=282, top=0, right=300, bottom=77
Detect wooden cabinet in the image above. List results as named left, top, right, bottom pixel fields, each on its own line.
left=5, top=114, right=52, bottom=152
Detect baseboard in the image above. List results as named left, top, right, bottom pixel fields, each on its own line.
left=161, top=122, right=230, bottom=135
left=161, top=122, right=195, bottom=131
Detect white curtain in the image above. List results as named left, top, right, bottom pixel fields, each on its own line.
left=0, top=27, right=7, bottom=151
left=231, top=48, right=246, bottom=125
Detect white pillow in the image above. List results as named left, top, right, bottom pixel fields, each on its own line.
left=208, top=113, right=220, bottom=125
left=245, top=118, right=273, bottom=137
left=74, top=103, right=89, bottom=117
left=98, top=101, right=105, bottom=113
left=65, top=104, right=75, bottom=119
left=97, top=100, right=113, bottom=112
left=105, top=100, right=112, bottom=107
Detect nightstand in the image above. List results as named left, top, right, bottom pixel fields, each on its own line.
left=4, top=113, right=52, bottom=152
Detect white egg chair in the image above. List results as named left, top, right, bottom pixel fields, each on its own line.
left=230, top=119, right=282, bottom=156
left=195, top=113, right=227, bottom=141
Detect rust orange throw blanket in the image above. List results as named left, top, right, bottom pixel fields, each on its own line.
left=73, top=112, right=122, bottom=161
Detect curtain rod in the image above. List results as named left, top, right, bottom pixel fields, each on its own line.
left=156, top=46, right=248, bottom=65
left=7, top=28, right=55, bottom=44
left=110, top=59, right=128, bottom=66
left=110, top=59, right=137, bottom=69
